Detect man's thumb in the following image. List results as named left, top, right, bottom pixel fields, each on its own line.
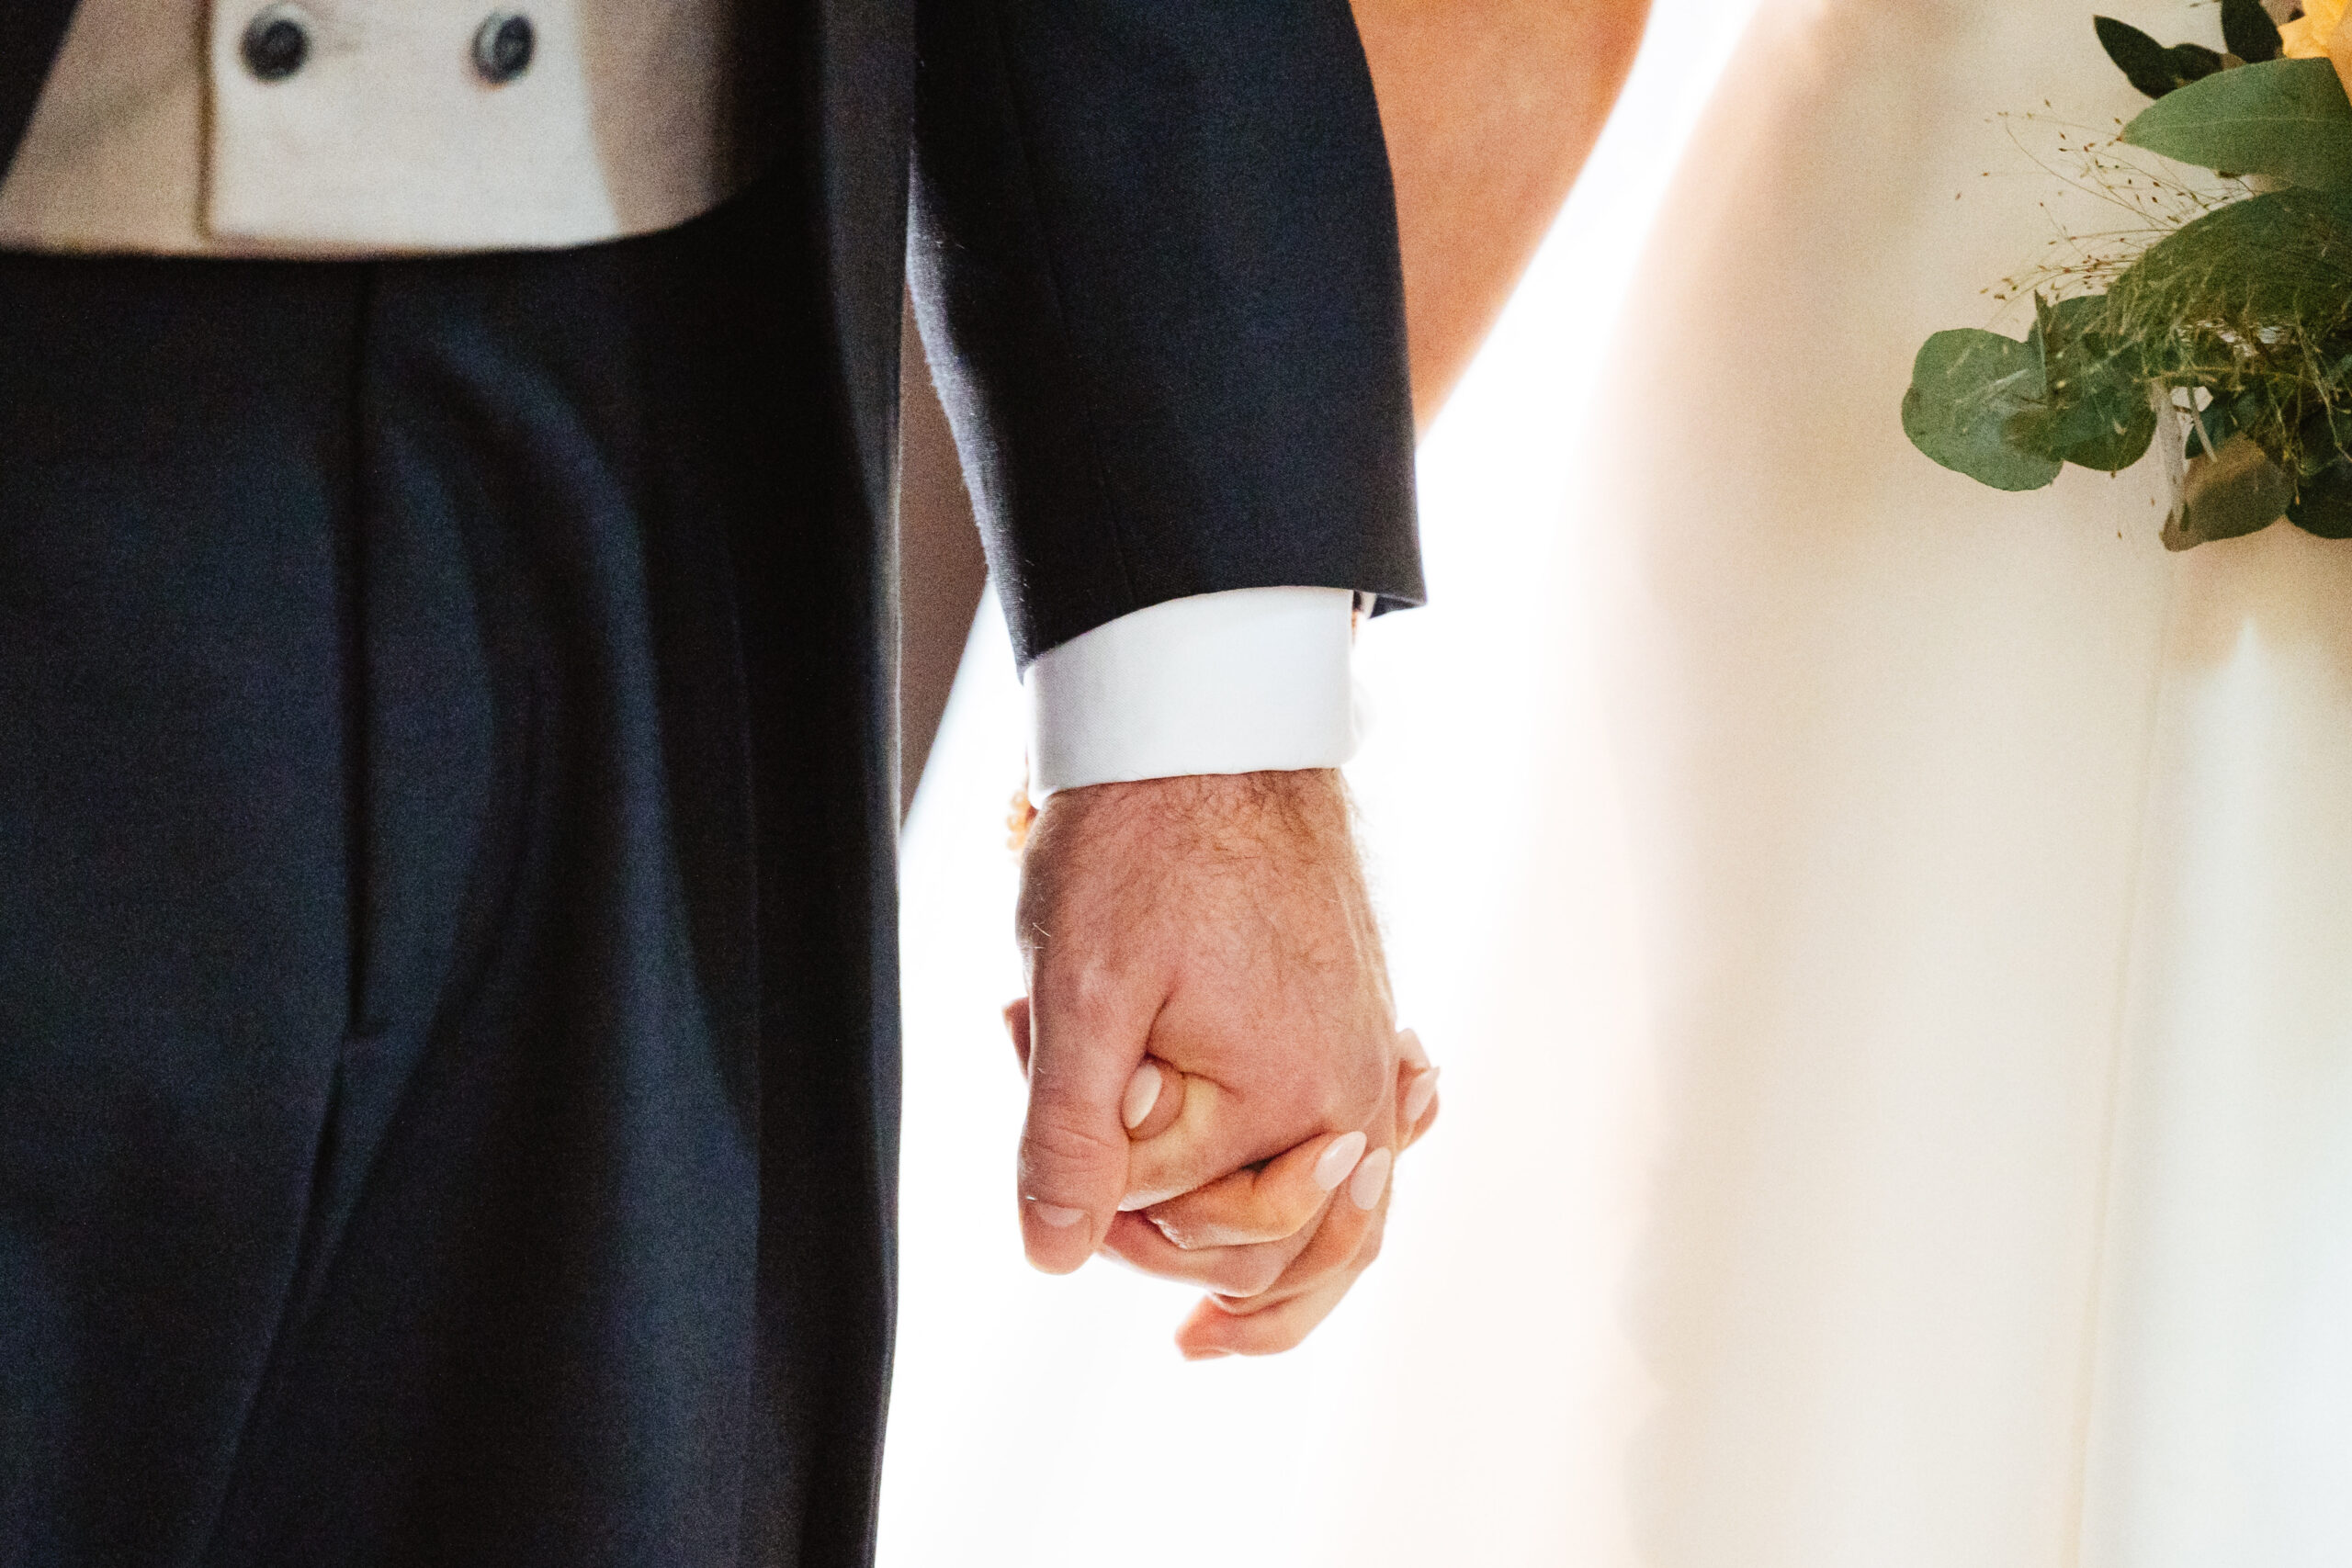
left=1016, top=981, right=1147, bottom=1274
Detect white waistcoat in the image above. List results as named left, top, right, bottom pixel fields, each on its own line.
left=0, top=0, right=741, bottom=255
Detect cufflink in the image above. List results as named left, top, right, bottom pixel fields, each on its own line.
left=240, top=4, right=312, bottom=82
left=472, top=12, right=537, bottom=85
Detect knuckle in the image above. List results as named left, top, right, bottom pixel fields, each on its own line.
left=1208, top=1254, right=1285, bottom=1298
left=1229, top=1200, right=1293, bottom=1247
left=1046, top=960, right=1130, bottom=1027
left=1288, top=1253, right=1345, bottom=1296
left=1157, top=1211, right=1268, bottom=1251
left=1019, top=1109, right=1125, bottom=1190
left=1315, top=1060, right=1389, bottom=1131
left=1274, top=1189, right=1328, bottom=1234
left=1148, top=1212, right=1211, bottom=1249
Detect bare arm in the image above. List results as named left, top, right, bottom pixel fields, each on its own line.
left=1353, top=0, right=1652, bottom=425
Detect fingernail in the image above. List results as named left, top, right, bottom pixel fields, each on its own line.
left=1312, top=1130, right=1368, bottom=1191
left=1030, top=1201, right=1087, bottom=1229
left=1183, top=1345, right=1234, bottom=1361
left=1403, top=1066, right=1441, bottom=1125
left=1348, top=1146, right=1393, bottom=1210
left=1397, top=1027, right=1430, bottom=1071
left=1121, top=1061, right=1161, bottom=1130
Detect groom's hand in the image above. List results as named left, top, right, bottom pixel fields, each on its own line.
left=1010, top=770, right=1402, bottom=1311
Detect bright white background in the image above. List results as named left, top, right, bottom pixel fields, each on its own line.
left=879, top=6, right=1759, bottom=1560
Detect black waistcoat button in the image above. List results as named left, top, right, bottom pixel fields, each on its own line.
left=240, top=6, right=311, bottom=82
left=473, top=13, right=537, bottom=85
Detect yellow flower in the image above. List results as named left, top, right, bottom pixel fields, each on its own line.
left=2281, top=0, right=2349, bottom=58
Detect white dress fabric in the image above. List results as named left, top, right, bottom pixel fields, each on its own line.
left=1589, top=0, right=2352, bottom=1561
left=876, top=3, right=2352, bottom=1561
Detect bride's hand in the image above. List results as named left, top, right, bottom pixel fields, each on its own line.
left=1097, top=1030, right=1442, bottom=1359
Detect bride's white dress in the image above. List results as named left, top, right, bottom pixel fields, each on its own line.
left=1595, top=0, right=2352, bottom=1561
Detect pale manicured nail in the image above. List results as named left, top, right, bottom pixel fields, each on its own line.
left=1348, top=1147, right=1393, bottom=1211
left=1030, top=1201, right=1087, bottom=1229
left=1121, top=1061, right=1162, bottom=1131
left=1403, top=1067, right=1441, bottom=1126
left=1397, top=1027, right=1430, bottom=1071
left=1312, top=1130, right=1368, bottom=1191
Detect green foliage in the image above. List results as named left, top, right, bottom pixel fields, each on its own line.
left=1901, top=297, right=2156, bottom=489
left=2105, top=187, right=2352, bottom=469
left=1903, top=329, right=2063, bottom=491
left=2222, top=0, right=2283, bottom=64
left=2096, top=16, right=2224, bottom=98
left=2113, top=186, right=2352, bottom=327
left=2290, top=458, right=2352, bottom=536
left=2122, top=58, right=2352, bottom=187
left=2015, top=293, right=2158, bottom=470
left=1903, top=7, right=2352, bottom=551
left=1905, top=180, right=2352, bottom=538
left=2163, top=433, right=2295, bottom=547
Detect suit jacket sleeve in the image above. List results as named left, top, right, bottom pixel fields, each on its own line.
left=906, top=0, right=1424, bottom=668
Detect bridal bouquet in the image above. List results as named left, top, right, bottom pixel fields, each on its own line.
left=1903, top=0, right=2352, bottom=546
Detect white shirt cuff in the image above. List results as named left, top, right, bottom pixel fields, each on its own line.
left=1024, top=586, right=1359, bottom=800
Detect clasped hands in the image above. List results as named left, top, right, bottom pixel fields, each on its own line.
left=1005, top=768, right=1441, bottom=1358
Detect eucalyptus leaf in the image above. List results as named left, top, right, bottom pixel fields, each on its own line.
left=2163, top=431, right=2295, bottom=547
left=1903, top=328, right=2064, bottom=491
left=2015, top=293, right=2159, bottom=470
left=2222, top=0, right=2283, bottom=64
left=2290, top=457, right=2352, bottom=536
left=2107, top=186, right=2352, bottom=378
left=2096, top=16, right=2226, bottom=98
left=2055, top=392, right=2158, bottom=470
left=2122, top=57, right=2352, bottom=187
